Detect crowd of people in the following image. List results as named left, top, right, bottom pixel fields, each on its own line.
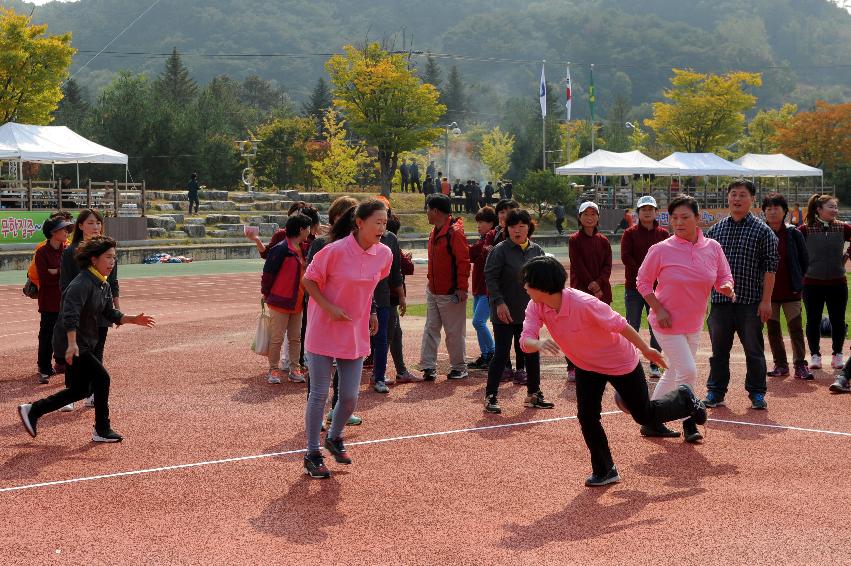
left=15, top=181, right=851, bottom=487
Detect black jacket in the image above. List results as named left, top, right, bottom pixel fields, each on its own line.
left=61, top=241, right=120, bottom=327
left=373, top=231, right=403, bottom=308
left=782, top=224, right=808, bottom=293
left=53, top=269, right=124, bottom=357
left=484, top=239, right=545, bottom=325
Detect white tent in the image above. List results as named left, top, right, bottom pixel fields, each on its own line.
left=0, top=122, right=127, bottom=165
left=660, top=152, right=751, bottom=177
left=733, top=153, right=823, bottom=177
left=555, top=149, right=679, bottom=175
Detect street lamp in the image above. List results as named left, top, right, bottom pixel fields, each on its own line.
left=443, top=121, right=461, bottom=179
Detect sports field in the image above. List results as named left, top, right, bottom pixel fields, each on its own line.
left=1, top=257, right=849, bottom=564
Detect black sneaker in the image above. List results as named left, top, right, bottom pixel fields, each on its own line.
left=468, top=354, right=492, bottom=370
left=679, top=385, right=707, bottom=425
left=524, top=391, right=555, bottom=409
left=422, top=368, right=437, bottom=382
left=639, top=423, right=681, bottom=438
left=484, top=394, right=501, bottom=414
left=447, top=369, right=468, bottom=380
left=829, top=375, right=851, bottom=393
left=304, top=451, right=331, bottom=478
left=38, top=372, right=52, bottom=384
left=92, top=427, right=123, bottom=443
left=683, top=417, right=703, bottom=443
left=324, top=436, right=352, bottom=464
left=18, top=404, right=37, bottom=437
left=585, top=466, right=621, bottom=487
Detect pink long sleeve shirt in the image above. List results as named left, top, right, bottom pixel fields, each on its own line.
left=521, top=288, right=640, bottom=376
left=304, top=234, right=392, bottom=359
left=636, top=229, right=734, bottom=335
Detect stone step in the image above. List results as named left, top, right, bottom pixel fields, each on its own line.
left=147, top=227, right=167, bottom=238
left=259, top=222, right=278, bottom=236
left=184, top=217, right=205, bottom=225
left=182, top=224, right=206, bottom=238
left=199, top=190, right=229, bottom=200
left=253, top=201, right=285, bottom=211
left=205, top=214, right=241, bottom=226
left=206, top=200, right=238, bottom=211
left=147, top=216, right=177, bottom=231
left=216, top=223, right=243, bottom=232
left=206, top=229, right=234, bottom=238
left=234, top=204, right=253, bottom=212
left=231, top=194, right=255, bottom=203
left=261, top=214, right=288, bottom=226
left=161, top=213, right=185, bottom=224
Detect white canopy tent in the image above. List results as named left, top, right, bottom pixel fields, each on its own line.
left=555, top=149, right=679, bottom=176
left=733, top=153, right=823, bottom=177
left=0, top=122, right=128, bottom=186
left=660, top=152, right=752, bottom=177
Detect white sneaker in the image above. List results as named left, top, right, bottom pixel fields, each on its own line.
left=810, top=355, right=822, bottom=369
left=60, top=402, right=75, bottom=412
left=84, top=395, right=95, bottom=408
left=831, top=354, right=844, bottom=369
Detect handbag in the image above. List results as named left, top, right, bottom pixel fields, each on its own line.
left=22, top=277, right=38, bottom=299
left=251, top=299, right=271, bottom=356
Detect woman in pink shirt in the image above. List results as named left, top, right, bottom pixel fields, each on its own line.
left=637, top=195, right=735, bottom=443
left=301, top=199, right=393, bottom=478
left=519, top=256, right=707, bottom=487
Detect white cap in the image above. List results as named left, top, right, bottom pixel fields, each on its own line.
left=578, top=201, right=599, bottom=215
left=635, top=195, right=658, bottom=209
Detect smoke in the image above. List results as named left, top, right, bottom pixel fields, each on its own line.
left=432, top=150, right=490, bottom=183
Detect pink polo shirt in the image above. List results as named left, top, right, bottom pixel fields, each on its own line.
left=304, top=234, right=392, bottom=359
left=521, top=288, right=640, bottom=375
left=636, top=229, right=733, bottom=335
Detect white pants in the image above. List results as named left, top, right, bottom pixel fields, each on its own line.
left=652, top=331, right=701, bottom=401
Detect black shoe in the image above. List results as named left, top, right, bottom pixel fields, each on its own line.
left=422, top=368, right=437, bottom=382
left=324, top=436, right=352, bottom=464
left=830, top=375, right=851, bottom=393
left=447, top=369, right=468, bottom=380
left=18, top=404, right=37, bottom=437
left=639, top=423, right=681, bottom=438
left=304, top=451, right=331, bottom=478
left=524, top=391, right=555, bottom=409
left=678, top=384, right=707, bottom=425
left=92, top=427, right=123, bottom=443
left=683, top=417, right=703, bottom=443
left=585, top=466, right=621, bottom=487
left=468, top=354, right=492, bottom=370
left=484, top=394, right=501, bottom=414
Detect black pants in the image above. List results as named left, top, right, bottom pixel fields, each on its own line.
left=386, top=307, right=407, bottom=375
left=575, top=363, right=692, bottom=476
left=38, top=312, right=59, bottom=374
left=410, top=179, right=421, bottom=193
left=556, top=218, right=564, bottom=234
left=188, top=192, right=200, bottom=214
left=401, top=178, right=409, bottom=192
left=30, top=351, right=112, bottom=431
left=67, top=327, right=108, bottom=388
left=299, top=305, right=308, bottom=367
left=486, top=324, right=540, bottom=396
left=803, top=283, right=848, bottom=356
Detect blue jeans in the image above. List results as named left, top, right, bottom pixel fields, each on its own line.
left=624, top=288, right=660, bottom=354
left=706, top=302, right=766, bottom=398
left=370, top=306, right=391, bottom=383
left=472, top=295, right=495, bottom=356
left=305, top=353, right=364, bottom=452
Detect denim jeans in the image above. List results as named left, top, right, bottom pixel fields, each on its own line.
left=472, top=295, right=495, bottom=356
left=706, top=302, right=766, bottom=398
left=624, top=288, right=660, bottom=353
left=370, top=306, right=391, bottom=383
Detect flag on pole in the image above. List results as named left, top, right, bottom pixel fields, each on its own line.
left=539, top=63, right=547, bottom=118
left=565, top=65, right=572, bottom=121
left=588, top=64, right=596, bottom=122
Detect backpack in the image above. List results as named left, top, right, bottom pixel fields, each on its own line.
left=23, top=277, right=38, bottom=299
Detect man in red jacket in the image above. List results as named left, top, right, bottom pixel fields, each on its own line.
left=620, top=195, right=670, bottom=378
left=419, top=194, right=471, bottom=380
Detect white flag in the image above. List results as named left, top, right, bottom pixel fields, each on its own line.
left=539, top=63, right=547, bottom=118
left=565, top=65, right=572, bottom=121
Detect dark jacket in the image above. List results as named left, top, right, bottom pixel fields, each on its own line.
left=187, top=178, right=200, bottom=193
left=373, top=231, right=403, bottom=308
left=782, top=224, right=808, bottom=293
left=399, top=163, right=409, bottom=180
left=53, top=269, right=123, bottom=357
left=261, top=238, right=304, bottom=311
left=409, top=162, right=420, bottom=181
left=485, top=238, right=545, bottom=325
left=34, top=242, right=64, bottom=313
left=61, top=241, right=120, bottom=327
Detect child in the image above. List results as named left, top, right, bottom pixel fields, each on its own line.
left=519, top=256, right=707, bottom=487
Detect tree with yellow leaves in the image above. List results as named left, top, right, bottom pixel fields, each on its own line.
left=0, top=8, right=75, bottom=124
left=480, top=127, right=515, bottom=182
left=645, top=69, right=761, bottom=153
left=310, top=109, right=371, bottom=192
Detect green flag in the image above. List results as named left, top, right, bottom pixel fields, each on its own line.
left=588, top=64, right=596, bottom=122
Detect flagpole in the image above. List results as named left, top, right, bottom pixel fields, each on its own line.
left=565, top=63, right=571, bottom=169
left=542, top=59, right=546, bottom=171
left=590, top=63, right=596, bottom=153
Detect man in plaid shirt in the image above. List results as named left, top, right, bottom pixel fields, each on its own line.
left=704, top=180, right=779, bottom=410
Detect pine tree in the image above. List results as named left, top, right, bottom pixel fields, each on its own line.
left=154, top=47, right=198, bottom=106
left=301, top=77, right=333, bottom=133
left=422, top=54, right=442, bottom=91
left=444, top=65, right=466, bottom=124
left=55, top=78, right=89, bottom=131
left=242, top=74, right=283, bottom=112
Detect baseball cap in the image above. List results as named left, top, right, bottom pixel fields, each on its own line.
left=42, top=218, right=74, bottom=238
left=578, top=201, right=599, bottom=215
left=635, top=195, right=658, bottom=209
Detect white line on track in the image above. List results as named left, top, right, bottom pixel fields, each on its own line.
left=2, top=412, right=850, bottom=495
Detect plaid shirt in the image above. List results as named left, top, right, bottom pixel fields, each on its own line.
left=706, top=212, right=778, bottom=304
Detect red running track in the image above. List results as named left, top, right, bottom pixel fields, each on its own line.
left=1, top=273, right=849, bottom=564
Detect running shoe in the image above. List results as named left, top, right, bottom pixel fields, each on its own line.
left=640, top=423, right=681, bottom=438
left=422, top=368, right=437, bottom=382
left=325, top=412, right=363, bottom=426
left=373, top=381, right=390, bottom=393
left=484, top=394, right=501, bottom=414
left=38, top=373, right=51, bottom=384
left=703, top=391, right=726, bottom=408
left=304, top=451, right=331, bottom=478
left=17, top=404, right=36, bottom=437
left=829, top=375, right=851, bottom=393
left=395, top=370, right=423, bottom=383
left=794, top=362, right=814, bottom=380
left=60, top=403, right=74, bottom=412
left=92, top=427, right=123, bottom=443
left=524, top=391, right=555, bottom=409
left=447, top=369, right=468, bottom=380
left=513, top=369, right=528, bottom=386
left=267, top=369, right=283, bottom=384
left=585, top=466, right=621, bottom=487
left=84, top=395, right=95, bottom=408
left=500, top=368, right=514, bottom=383
left=324, top=436, right=352, bottom=464
left=649, top=364, right=662, bottom=379
left=810, top=354, right=822, bottom=369
left=288, top=369, right=306, bottom=383
left=767, top=365, right=789, bottom=377
left=750, top=393, right=768, bottom=410
left=678, top=385, right=707, bottom=424
left=468, top=354, right=493, bottom=370
left=832, top=354, right=845, bottom=369
left=683, top=417, right=703, bottom=443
